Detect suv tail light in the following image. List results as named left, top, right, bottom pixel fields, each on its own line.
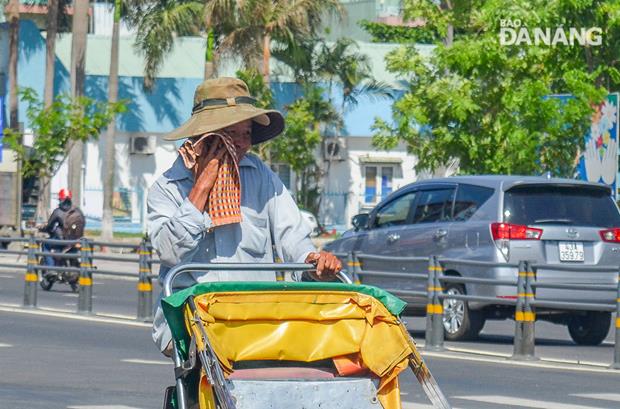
left=599, top=228, right=620, bottom=243
left=491, top=223, right=543, bottom=240
left=491, top=223, right=543, bottom=261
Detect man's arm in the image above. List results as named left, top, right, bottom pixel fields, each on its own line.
left=147, top=181, right=212, bottom=267
left=148, top=144, right=226, bottom=267
left=41, top=208, right=61, bottom=235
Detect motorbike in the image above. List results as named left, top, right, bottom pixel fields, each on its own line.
left=38, top=245, right=80, bottom=292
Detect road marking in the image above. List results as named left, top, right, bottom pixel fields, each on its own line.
left=0, top=274, right=14, bottom=278
left=0, top=343, right=12, bottom=347
left=573, top=393, right=620, bottom=402
left=421, top=351, right=620, bottom=375
left=0, top=304, right=150, bottom=328
left=67, top=405, right=145, bottom=409
left=402, top=403, right=461, bottom=409
left=101, top=312, right=140, bottom=320
left=454, top=395, right=607, bottom=409
left=122, top=358, right=170, bottom=365
left=401, top=403, right=434, bottom=409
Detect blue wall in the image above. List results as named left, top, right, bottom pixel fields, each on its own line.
left=3, top=19, right=394, bottom=137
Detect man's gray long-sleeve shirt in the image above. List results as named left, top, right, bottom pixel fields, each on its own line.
left=147, top=153, right=315, bottom=351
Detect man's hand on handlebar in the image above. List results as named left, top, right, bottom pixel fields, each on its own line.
left=305, top=251, right=342, bottom=281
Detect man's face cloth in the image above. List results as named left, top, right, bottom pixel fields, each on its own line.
left=178, top=132, right=242, bottom=227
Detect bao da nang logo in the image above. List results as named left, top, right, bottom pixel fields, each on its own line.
left=499, top=19, right=602, bottom=46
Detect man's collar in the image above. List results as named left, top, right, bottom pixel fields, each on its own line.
left=165, top=154, right=257, bottom=181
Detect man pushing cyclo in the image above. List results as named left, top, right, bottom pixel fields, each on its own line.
left=147, top=77, right=343, bottom=356
left=147, top=77, right=450, bottom=409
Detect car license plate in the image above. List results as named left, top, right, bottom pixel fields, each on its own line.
left=559, top=241, right=584, bottom=262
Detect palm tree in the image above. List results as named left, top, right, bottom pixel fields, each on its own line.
left=67, top=0, right=89, bottom=208
left=270, top=35, right=318, bottom=85
left=130, top=0, right=344, bottom=88
left=39, top=0, right=71, bottom=107
left=35, top=0, right=70, bottom=221
left=211, top=0, right=344, bottom=84
left=101, top=0, right=123, bottom=242
left=315, top=38, right=393, bottom=112
left=5, top=0, right=19, bottom=131
left=127, top=0, right=206, bottom=88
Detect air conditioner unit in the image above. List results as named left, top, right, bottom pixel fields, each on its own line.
left=323, top=138, right=346, bottom=161
left=130, top=135, right=156, bottom=155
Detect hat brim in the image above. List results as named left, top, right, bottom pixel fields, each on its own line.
left=163, top=104, right=284, bottom=145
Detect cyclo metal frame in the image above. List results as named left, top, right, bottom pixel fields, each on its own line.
left=162, top=262, right=451, bottom=409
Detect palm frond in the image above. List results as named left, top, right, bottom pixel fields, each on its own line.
left=131, top=0, right=204, bottom=88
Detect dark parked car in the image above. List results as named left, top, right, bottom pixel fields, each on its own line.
left=324, top=176, right=619, bottom=344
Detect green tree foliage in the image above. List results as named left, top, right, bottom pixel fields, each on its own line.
left=358, top=19, right=439, bottom=44
left=235, top=67, right=341, bottom=212
left=236, top=68, right=274, bottom=109
left=3, top=88, right=126, bottom=179
left=372, top=0, right=617, bottom=176
left=273, top=37, right=393, bottom=112
left=270, top=86, right=336, bottom=212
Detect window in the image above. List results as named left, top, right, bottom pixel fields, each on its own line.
left=412, top=188, right=455, bottom=224
left=364, top=166, right=377, bottom=203
left=375, top=192, right=417, bottom=228
left=381, top=167, right=393, bottom=200
left=364, top=165, right=396, bottom=203
left=453, top=184, right=495, bottom=221
left=504, top=185, right=620, bottom=227
left=271, top=164, right=291, bottom=189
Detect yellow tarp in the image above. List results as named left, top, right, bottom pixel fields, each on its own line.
left=184, top=290, right=417, bottom=409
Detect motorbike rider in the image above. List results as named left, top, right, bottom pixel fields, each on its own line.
left=39, top=188, right=73, bottom=267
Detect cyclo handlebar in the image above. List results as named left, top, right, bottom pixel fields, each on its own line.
left=163, top=262, right=354, bottom=297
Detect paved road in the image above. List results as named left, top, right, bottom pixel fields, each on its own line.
left=1, top=309, right=620, bottom=409
left=0, top=255, right=616, bottom=367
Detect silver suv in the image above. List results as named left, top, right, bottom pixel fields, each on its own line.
left=324, top=176, right=619, bottom=345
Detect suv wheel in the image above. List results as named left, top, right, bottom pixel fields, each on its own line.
left=567, top=311, right=611, bottom=346
left=443, top=283, right=485, bottom=341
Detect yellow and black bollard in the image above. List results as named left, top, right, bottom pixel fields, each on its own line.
left=512, top=261, right=537, bottom=360
left=23, top=236, right=38, bottom=307
left=77, top=237, right=93, bottom=314
left=137, top=239, right=154, bottom=321
left=274, top=255, right=285, bottom=281
left=425, top=256, right=444, bottom=350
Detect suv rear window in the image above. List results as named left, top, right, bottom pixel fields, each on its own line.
left=504, top=185, right=620, bottom=227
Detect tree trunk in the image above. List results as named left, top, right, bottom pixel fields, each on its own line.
left=67, top=0, right=89, bottom=208
left=101, top=0, right=121, bottom=242
left=7, top=0, right=19, bottom=131
left=262, top=33, right=270, bottom=84
left=445, top=24, right=454, bottom=47
left=43, top=0, right=58, bottom=108
left=6, top=0, right=21, bottom=232
left=37, top=0, right=60, bottom=223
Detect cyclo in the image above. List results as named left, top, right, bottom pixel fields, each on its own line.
left=160, top=262, right=452, bottom=409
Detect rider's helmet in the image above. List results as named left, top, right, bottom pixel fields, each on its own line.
left=58, top=188, right=72, bottom=201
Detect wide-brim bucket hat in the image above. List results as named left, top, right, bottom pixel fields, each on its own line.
left=163, top=77, right=284, bottom=144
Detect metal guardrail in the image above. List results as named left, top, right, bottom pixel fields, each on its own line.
left=2, top=241, right=619, bottom=369
left=0, top=235, right=155, bottom=321
left=333, top=251, right=620, bottom=369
